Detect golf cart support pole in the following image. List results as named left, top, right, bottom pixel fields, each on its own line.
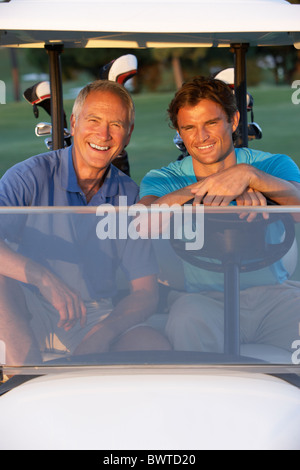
left=224, top=261, right=240, bottom=356
left=231, top=43, right=249, bottom=148
left=45, top=44, right=65, bottom=150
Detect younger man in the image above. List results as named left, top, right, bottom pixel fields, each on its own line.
left=139, top=76, right=300, bottom=354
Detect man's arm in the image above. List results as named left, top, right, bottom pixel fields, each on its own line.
left=139, top=183, right=202, bottom=207
left=191, top=164, right=300, bottom=206
left=73, top=274, right=159, bottom=355
left=0, top=239, right=87, bottom=331
left=249, top=169, right=300, bottom=205
left=140, top=163, right=300, bottom=208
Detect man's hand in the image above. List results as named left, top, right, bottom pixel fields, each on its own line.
left=236, top=187, right=268, bottom=222
left=0, top=240, right=87, bottom=332
left=190, top=164, right=252, bottom=206
left=189, top=166, right=269, bottom=221
left=31, top=266, right=87, bottom=332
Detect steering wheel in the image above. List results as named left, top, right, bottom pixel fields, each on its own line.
left=170, top=208, right=295, bottom=357
left=171, top=211, right=295, bottom=273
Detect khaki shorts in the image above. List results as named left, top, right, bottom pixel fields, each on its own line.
left=22, top=286, right=113, bottom=355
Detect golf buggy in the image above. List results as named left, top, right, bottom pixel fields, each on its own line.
left=0, top=0, right=300, bottom=451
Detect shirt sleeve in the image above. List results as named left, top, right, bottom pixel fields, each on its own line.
left=140, top=169, right=170, bottom=199
left=0, top=168, right=32, bottom=242
left=0, top=166, right=33, bottom=206
left=140, top=166, right=190, bottom=199
left=119, top=236, right=159, bottom=281
left=251, top=152, right=300, bottom=183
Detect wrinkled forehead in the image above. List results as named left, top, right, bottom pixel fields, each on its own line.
left=85, top=90, right=129, bottom=113
left=73, top=88, right=135, bottom=126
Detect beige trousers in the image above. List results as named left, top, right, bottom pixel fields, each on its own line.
left=166, top=281, right=300, bottom=353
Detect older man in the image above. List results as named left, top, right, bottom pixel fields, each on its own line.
left=0, top=80, right=170, bottom=365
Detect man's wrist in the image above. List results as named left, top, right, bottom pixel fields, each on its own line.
left=238, top=163, right=257, bottom=189
left=25, top=260, right=47, bottom=288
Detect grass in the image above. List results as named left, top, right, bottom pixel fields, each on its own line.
left=1, top=47, right=299, bottom=184
left=0, top=79, right=299, bottom=185
left=247, top=85, right=300, bottom=165
left=0, top=90, right=177, bottom=183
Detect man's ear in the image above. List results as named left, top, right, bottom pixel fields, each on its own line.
left=232, top=110, right=240, bottom=133
left=70, top=113, right=76, bottom=136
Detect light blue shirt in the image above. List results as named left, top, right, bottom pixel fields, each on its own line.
left=140, top=148, right=300, bottom=199
left=140, top=148, right=300, bottom=292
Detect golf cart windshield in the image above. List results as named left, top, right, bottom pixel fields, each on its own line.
left=1, top=0, right=300, bottom=379
left=1, top=205, right=300, bottom=376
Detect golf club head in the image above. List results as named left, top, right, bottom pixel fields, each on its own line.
left=215, top=67, right=262, bottom=140
left=173, top=132, right=187, bottom=154
left=99, top=54, right=138, bottom=85
left=35, top=122, right=52, bottom=137
left=214, top=68, right=253, bottom=110
left=23, top=81, right=51, bottom=118
left=173, top=132, right=189, bottom=161
left=44, top=135, right=72, bottom=151
left=248, top=122, right=263, bottom=140
left=35, top=122, right=71, bottom=139
left=44, top=136, right=52, bottom=150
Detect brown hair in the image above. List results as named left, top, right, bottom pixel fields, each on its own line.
left=168, top=76, right=239, bottom=141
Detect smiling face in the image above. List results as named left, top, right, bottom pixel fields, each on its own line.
left=177, top=98, right=240, bottom=176
left=70, top=90, right=134, bottom=179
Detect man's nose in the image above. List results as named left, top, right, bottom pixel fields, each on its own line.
left=196, top=126, right=209, bottom=143
left=96, top=123, right=111, bottom=140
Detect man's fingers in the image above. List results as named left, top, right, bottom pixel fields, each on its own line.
left=80, top=302, right=87, bottom=327
left=56, top=292, right=87, bottom=331
left=236, top=189, right=268, bottom=222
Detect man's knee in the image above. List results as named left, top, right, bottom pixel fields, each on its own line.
left=166, top=293, right=224, bottom=352
left=0, top=277, right=31, bottom=323
left=167, top=293, right=212, bottom=330
left=112, top=326, right=172, bottom=351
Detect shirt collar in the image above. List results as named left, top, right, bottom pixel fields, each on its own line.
left=181, top=155, right=197, bottom=183
left=59, top=145, right=119, bottom=198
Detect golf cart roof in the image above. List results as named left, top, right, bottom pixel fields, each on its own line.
left=0, top=0, right=300, bottom=49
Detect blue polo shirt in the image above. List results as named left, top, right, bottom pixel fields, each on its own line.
left=0, top=146, right=139, bottom=207
left=0, top=146, right=157, bottom=300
